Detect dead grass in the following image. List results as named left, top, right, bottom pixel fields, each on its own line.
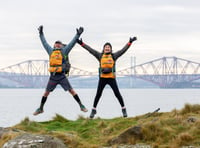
left=173, top=132, right=194, bottom=146
left=2, top=104, right=200, bottom=147
left=180, top=104, right=200, bottom=115
left=0, top=130, right=19, bottom=147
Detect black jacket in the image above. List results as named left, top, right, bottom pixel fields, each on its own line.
left=80, top=42, right=132, bottom=62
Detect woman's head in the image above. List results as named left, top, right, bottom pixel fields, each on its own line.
left=103, top=42, right=112, bottom=53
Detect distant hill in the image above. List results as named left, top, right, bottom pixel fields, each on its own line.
left=1, top=74, right=200, bottom=88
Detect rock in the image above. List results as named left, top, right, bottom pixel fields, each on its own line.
left=102, top=144, right=151, bottom=148
left=118, top=144, right=151, bottom=148
left=3, top=133, right=67, bottom=148
left=0, top=127, right=9, bottom=138
left=187, top=117, right=198, bottom=123
left=182, top=146, right=198, bottom=148
left=0, top=128, right=25, bottom=140
left=108, top=126, right=143, bottom=145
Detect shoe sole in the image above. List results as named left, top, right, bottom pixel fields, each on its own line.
left=90, top=111, right=96, bottom=119
left=33, top=111, right=44, bottom=116
left=81, top=109, right=88, bottom=112
left=90, top=114, right=95, bottom=119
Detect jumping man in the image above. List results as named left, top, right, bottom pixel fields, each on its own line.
left=33, top=25, right=88, bottom=115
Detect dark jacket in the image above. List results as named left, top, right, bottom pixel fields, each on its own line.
left=80, top=42, right=132, bottom=62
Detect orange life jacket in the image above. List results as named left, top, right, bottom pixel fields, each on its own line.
left=99, top=53, right=115, bottom=78
left=49, top=49, right=64, bottom=73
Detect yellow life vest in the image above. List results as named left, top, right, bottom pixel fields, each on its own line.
left=49, top=49, right=63, bottom=73
left=100, top=53, right=115, bottom=78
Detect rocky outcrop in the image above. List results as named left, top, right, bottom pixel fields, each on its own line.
left=0, top=127, right=8, bottom=138
left=108, top=126, right=143, bottom=145
left=187, top=117, right=198, bottom=123
left=3, top=133, right=66, bottom=148
left=0, top=127, right=25, bottom=135
left=102, top=144, right=151, bottom=148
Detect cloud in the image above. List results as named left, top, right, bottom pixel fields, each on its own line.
left=0, top=0, right=200, bottom=70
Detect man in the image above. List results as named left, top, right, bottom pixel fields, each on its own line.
left=33, top=25, right=88, bottom=115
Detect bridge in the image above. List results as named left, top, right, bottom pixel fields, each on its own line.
left=0, top=57, right=200, bottom=88
left=118, top=57, right=200, bottom=88
left=0, top=60, right=94, bottom=88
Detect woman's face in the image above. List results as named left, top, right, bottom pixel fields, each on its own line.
left=103, top=45, right=112, bottom=53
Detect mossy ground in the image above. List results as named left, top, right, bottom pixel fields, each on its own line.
left=1, top=104, right=200, bottom=148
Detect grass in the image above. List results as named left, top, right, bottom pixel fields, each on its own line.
left=1, top=104, right=200, bottom=148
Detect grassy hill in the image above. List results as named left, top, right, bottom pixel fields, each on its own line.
left=1, top=104, right=200, bottom=148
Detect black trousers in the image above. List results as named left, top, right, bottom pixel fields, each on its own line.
left=93, top=78, right=125, bottom=108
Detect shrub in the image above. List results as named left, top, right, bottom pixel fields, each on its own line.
left=174, top=132, right=193, bottom=146
left=180, top=104, right=200, bottom=115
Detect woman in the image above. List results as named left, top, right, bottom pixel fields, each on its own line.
left=77, top=36, right=137, bottom=118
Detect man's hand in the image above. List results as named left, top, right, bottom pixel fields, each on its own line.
left=76, top=27, right=84, bottom=35
left=129, top=37, right=137, bottom=43
left=77, top=38, right=83, bottom=45
left=38, top=25, right=43, bottom=34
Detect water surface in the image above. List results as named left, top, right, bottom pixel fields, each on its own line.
left=0, top=88, right=199, bottom=127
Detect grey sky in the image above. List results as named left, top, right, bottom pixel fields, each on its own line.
left=0, top=0, right=200, bottom=71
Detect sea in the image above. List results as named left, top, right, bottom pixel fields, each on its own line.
left=0, top=88, right=199, bottom=127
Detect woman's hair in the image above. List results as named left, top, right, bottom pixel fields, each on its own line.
left=102, top=42, right=112, bottom=53
left=103, top=42, right=112, bottom=49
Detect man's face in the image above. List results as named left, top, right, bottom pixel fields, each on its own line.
left=103, top=45, right=112, bottom=53
left=54, top=43, right=63, bottom=49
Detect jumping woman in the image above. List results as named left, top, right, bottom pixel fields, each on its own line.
left=77, top=36, right=137, bottom=118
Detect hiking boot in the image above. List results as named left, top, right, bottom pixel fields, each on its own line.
left=33, top=108, right=44, bottom=116
left=80, top=104, right=88, bottom=112
left=90, top=109, right=97, bottom=119
left=122, top=108, right=127, bottom=118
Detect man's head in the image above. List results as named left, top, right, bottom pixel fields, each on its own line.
left=103, top=42, right=112, bottom=54
left=54, top=40, right=63, bottom=49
